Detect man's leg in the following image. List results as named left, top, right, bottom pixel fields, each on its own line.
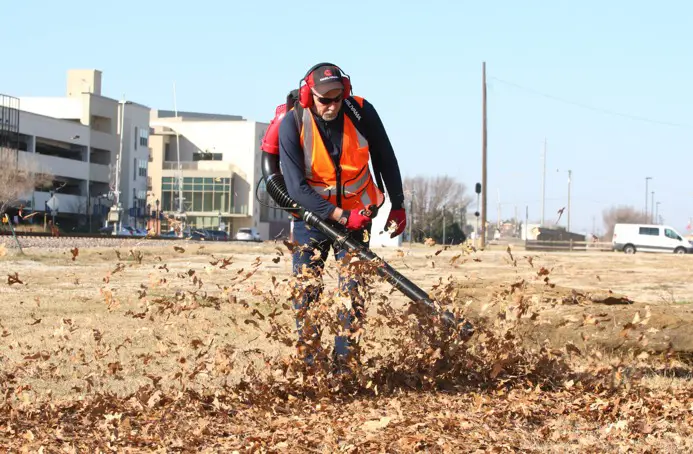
left=291, top=220, right=331, bottom=364
left=332, top=225, right=371, bottom=364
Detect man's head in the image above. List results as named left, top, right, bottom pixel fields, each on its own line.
left=305, top=64, right=347, bottom=121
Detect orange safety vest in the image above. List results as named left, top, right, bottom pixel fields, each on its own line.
left=297, top=96, right=385, bottom=212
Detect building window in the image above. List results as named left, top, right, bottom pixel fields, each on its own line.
left=133, top=158, right=137, bottom=180
left=134, top=127, right=138, bottom=150
left=139, top=128, right=149, bottom=147
left=193, top=152, right=222, bottom=161
left=138, top=158, right=147, bottom=177
left=161, top=176, right=236, bottom=213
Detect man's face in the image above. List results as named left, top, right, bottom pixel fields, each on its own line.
left=312, top=88, right=343, bottom=121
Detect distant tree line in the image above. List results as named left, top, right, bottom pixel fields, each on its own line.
left=601, top=205, right=649, bottom=240
left=402, top=175, right=473, bottom=245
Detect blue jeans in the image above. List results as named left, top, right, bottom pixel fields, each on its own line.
left=291, top=219, right=370, bottom=364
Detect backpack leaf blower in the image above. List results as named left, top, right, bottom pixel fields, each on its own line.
left=261, top=151, right=474, bottom=339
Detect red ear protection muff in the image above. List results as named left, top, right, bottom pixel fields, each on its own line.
left=298, top=62, right=352, bottom=108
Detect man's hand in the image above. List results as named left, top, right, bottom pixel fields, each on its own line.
left=386, top=208, right=406, bottom=238
left=330, top=205, right=377, bottom=231
left=341, top=209, right=373, bottom=230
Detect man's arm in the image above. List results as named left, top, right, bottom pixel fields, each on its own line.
left=360, top=100, right=405, bottom=210
left=278, top=112, right=344, bottom=221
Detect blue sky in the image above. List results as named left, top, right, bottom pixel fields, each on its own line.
left=4, top=0, right=692, bottom=234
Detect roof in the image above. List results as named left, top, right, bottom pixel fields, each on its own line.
left=153, top=110, right=245, bottom=121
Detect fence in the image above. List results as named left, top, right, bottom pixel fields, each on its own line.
left=524, top=239, right=613, bottom=252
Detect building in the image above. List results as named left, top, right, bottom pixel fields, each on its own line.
left=148, top=109, right=290, bottom=239
left=1, top=92, right=110, bottom=230
left=11, top=69, right=151, bottom=231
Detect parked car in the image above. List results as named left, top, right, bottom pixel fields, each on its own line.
left=204, top=229, right=229, bottom=241
left=612, top=223, right=693, bottom=254
left=235, top=227, right=261, bottom=242
left=187, top=229, right=208, bottom=241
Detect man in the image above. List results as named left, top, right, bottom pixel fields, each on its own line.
left=278, top=62, right=407, bottom=367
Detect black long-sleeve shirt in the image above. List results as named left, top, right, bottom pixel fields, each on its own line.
left=278, top=98, right=404, bottom=220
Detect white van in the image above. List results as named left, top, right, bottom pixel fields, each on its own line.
left=612, top=223, right=693, bottom=254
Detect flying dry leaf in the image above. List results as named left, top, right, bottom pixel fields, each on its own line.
left=7, top=272, right=23, bottom=285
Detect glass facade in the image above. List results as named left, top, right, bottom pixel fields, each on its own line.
left=161, top=176, right=233, bottom=213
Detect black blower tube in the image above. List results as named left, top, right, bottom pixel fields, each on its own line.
left=262, top=152, right=472, bottom=335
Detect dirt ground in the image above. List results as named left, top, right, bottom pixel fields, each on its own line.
left=1, top=239, right=692, bottom=452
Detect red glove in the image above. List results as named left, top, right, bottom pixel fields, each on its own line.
left=386, top=208, right=406, bottom=238
left=341, top=209, right=373, bottom=231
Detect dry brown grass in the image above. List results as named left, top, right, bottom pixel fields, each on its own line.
left=1, top=240, right=693, bottom=452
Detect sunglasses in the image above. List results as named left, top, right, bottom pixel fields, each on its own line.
left=314, top=93, right=342, bottom=105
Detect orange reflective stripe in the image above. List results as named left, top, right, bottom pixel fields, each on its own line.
left=343, top=166, right=370, bottom=196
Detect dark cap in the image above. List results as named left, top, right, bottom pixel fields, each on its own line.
left=308, top=65, right=344, bottom=95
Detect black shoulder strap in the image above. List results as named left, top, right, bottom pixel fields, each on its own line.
left=343, top=97, right=385, bottom=193
left=342, top=97, right=366, bottom=140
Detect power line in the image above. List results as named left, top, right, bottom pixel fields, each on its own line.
left=488, top=76, right=691, bottom=129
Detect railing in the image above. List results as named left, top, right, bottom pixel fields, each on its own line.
left=162, top=161, right=247, bottom=179
left=524, top=239, right=614, bottom=252
left=163, top=161, right=236, bottom=171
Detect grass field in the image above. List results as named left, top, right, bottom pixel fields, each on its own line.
left=1, top=239, right=692, bottom=452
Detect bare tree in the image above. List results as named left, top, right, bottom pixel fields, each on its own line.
left=403, top=175, right=472, bottom=243
left=0, top=149, right=52, bottom=219
left=602, top=205, right=649, bottom=240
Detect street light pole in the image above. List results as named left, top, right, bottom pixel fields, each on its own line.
left=651, top=191, right=655, bottom=224
left=112, top=98, right=127, bottom=235
left=655, top=201, right=660, bottom=224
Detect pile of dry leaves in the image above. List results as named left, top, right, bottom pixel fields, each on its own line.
left=1, top=242, right=692, bottom=452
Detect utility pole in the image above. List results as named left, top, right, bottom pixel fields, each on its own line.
left=567, top=169, right=572, bottom=233
left=480, top=61, right=488, bottom=248
left=541, top=139, right=547, bottom=226
left=645, top=177, right=652, bottom=219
